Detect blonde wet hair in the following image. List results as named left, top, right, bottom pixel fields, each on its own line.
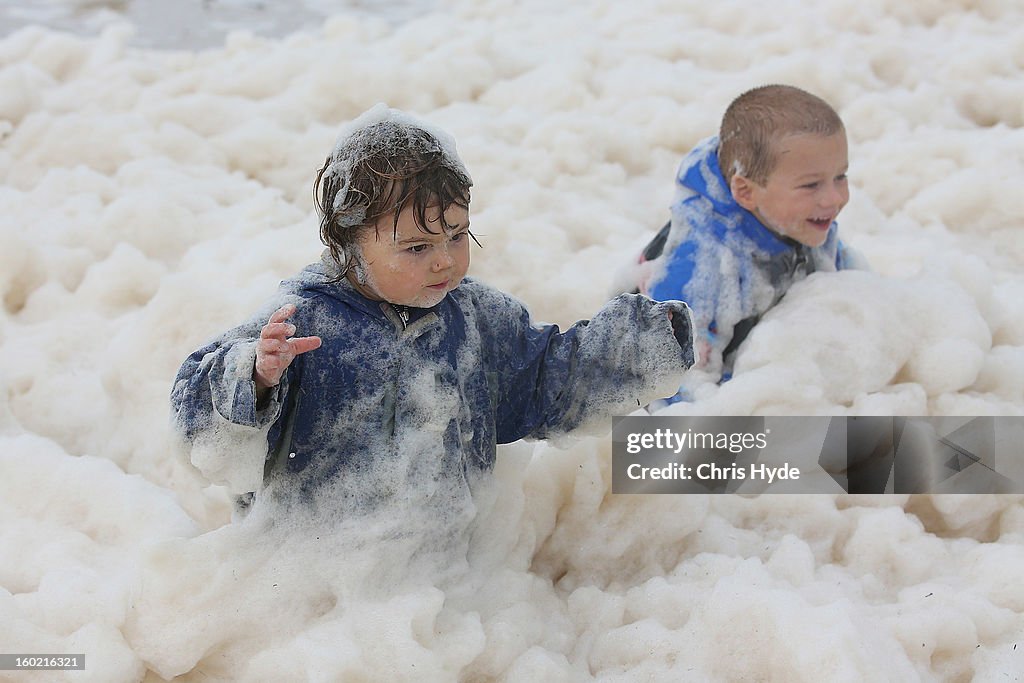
left=718, top=84, right=844, bottom=185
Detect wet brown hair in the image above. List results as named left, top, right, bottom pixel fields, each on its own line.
left=718, top=84, right=844, bottom=185
left=313, top=119, right=473, bottom=276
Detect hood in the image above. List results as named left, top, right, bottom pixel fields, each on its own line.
left=276, top=250, right=390, bottom=321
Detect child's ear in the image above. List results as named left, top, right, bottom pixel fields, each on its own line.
left=730, top=174, right=759, bottom=212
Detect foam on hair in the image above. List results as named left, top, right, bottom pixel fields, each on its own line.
left=718, top=85, right=844, bottom=185
left=314, top=104, right=473, bottom=272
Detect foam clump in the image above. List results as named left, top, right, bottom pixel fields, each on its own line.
left=1, top=0, right=1024, bottom=680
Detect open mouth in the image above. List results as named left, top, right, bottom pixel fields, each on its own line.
left=808, top=217, right=833, bottom=230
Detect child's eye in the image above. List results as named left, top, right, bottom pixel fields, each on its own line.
left=450, top=232, right=465, bottom=242
left=408, top=244, right=429, bottom=253
left=801, top=182, right=820, bottom=190
left=836, top=174, right=848, bottom=182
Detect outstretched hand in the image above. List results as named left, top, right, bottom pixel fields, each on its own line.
left=254, top=303, right=322, bottom=391
left=667, top=308, right=697, bottom=369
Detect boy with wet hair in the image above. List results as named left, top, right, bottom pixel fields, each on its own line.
left=172, top=105, right=695, bottom=516
left=631, top=84, right=861, bottom=393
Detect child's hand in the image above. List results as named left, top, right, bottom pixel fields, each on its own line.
left=667, top=308, right=692, bottom=347
left=254, top=304, right=322, bottom=391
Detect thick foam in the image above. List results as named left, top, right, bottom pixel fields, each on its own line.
left=1, top=1, right=1023, bottom=681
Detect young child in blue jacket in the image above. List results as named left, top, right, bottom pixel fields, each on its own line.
left=631, top=85, right=860, bottom=392
left=171, top=106, right=694, bottom=514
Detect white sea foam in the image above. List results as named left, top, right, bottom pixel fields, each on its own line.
left=1, top=1, right=1023, bottom=681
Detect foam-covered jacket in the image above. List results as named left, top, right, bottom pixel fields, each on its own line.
left=172, top=253, right=694, bottom=507
left=638, top=136, right=855, bottom=379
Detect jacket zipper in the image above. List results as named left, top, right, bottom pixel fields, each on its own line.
left=395, top=304, right=410, bottom=329
left=792, top=246, right=808, bottom=276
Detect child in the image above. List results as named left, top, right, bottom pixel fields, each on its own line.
left=631, top=85, right=861, bottom=389
left=171, top=106, right=694, bottom=513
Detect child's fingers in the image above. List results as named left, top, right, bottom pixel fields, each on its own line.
left=255, top=340, right=295, bottom=381
left=254, top=336, right=319, bottom=387
left=254, top=306, right=318, bottom=389
left=290, top=336, right=322, bottom=356
left=267, top=303, right=297, bottom=325
left=260, top=322, right=297, bottom=340
left=257, top=337, right=293, bottom=356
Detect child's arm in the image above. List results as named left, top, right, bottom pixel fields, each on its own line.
left=471, top=284, right=695, bottom=442
left=170, top=298, right=317, bottom=492
left=648, top=238, right=722, bottom=374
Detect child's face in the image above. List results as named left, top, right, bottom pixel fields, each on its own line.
left=733, top=132, right=849, bottom=248
left=349, top=203, right=471, bottom=308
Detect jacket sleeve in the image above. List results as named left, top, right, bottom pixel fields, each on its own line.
left=474, top=286, right=695, bottom=443
left=648, top=239, right=699, bottom=302
left=649, top=237, right=728, bottom=375
left=169, top=299, right=299, bottom=493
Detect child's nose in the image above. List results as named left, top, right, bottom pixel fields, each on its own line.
left=822, top=182, right=846, bottom=207
left=433, top=248, right=454, bottom=270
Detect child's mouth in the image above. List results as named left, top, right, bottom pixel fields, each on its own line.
left=428, top=280, right=450, bottom=290
left=808, top=217, right=832, bottom=230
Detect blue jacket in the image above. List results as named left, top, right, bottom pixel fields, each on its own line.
left=640, top=136, right=853, bottom=378
left=172, top=253, right=694, bottom=507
